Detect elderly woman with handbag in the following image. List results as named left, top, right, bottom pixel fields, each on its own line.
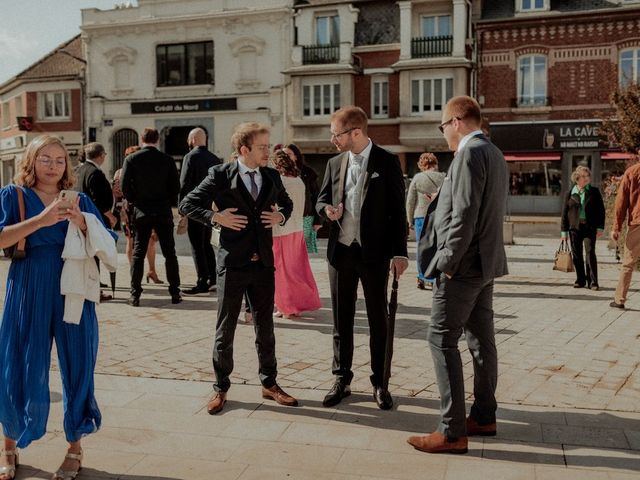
left=561, top=165, right=605, bottom=290
left=0, top=135, right=112, bottom=480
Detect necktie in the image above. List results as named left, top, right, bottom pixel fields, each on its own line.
left=350, top=154, right=363, bottom=184
left=246, top=171, right=259, bottom=200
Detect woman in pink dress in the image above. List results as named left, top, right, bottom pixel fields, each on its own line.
left=271, top=149, right=321, bottom=318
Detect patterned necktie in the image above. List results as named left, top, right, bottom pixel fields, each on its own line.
left=350, top=154, right=363, bottom=184
left=246, top=171, right=259, bottom=200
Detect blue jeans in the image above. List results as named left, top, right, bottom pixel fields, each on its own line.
left=414, top=217, right=427, bottom=282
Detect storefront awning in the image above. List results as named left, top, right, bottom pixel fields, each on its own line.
left=504, top=153, right=561, bottom=162
left=601, top=152, right=636, bottom=160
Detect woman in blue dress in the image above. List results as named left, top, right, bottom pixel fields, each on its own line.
left=0, top=135, right=110, bottom=480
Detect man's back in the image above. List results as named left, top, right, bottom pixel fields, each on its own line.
left=615, top=162, right=640, bottom=229
left=180, top=146, right=222, bottom=200
left=76, top=161, right=113, bottom=220
left=121, top=146, right=180, bottom=217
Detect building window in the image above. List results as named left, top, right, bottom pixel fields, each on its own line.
left=156, top=41, right=214, bottom=87
left=421, top=15, right=451, bottom=37
left=14, top=96, right=23, bottom=118
left=518, top=0, right=546, bottom=11
left=303, top=83, right=340, bottom=117
left=411, top=78, right=453, bottom=114
left=1, top=102, right=9, bottom=128
left=372, top=78, right=389, bottom=118
left=620, top=49, right=640, bottom=87
left=41, top=91, right=71, bottom=120
left=509, top=160, right=561, bottom=196
left=517, top=55, right=547, bottom=106
left=316, top=15, right=339, bottom=45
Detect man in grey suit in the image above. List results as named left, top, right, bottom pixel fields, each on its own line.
left=408, top=96, right=509, bottom=454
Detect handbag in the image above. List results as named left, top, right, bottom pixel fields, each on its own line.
left=4, top=187, right=27, bottom=260
left=553, top=239, right=574, bottom=273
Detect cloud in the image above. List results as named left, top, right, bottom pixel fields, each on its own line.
left=0, top=30, right=42, bottom=80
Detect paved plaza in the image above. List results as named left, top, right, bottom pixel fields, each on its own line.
left=1, top=235, right=639, bottom=479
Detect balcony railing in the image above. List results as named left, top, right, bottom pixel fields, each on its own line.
left=513, top=96, right=552, bottom=108
left=302, top=44, right=339, bottom=65
left=411, top=35, right=453, bottom=58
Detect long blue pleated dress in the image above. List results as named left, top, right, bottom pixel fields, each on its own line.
left=0, top=185, right=108, bottom=448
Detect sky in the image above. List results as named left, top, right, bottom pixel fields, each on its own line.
left=0, top=1, right=137, bottom=84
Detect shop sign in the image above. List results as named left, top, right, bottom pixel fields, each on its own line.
left=491, top=121, right=609, bottom=152
left=131, top=98, right=237, bottom=115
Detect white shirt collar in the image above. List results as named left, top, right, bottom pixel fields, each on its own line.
left=457, top=130, right=484, bottom=154
left=237, top=156, right=259, bottom=174
left=85, top=159, right=99, bottom=168
left=350, top=139, right=373, bottom=163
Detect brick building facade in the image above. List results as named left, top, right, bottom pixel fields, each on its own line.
left=0, top=36, right=85, bottom=185
left=474, top=0, right=640, bottom=214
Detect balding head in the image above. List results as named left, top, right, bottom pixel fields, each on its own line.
left=188, top=128, right=207, bottom=148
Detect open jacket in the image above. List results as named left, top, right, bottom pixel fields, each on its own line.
left=561, top=185, right=605, bottom=233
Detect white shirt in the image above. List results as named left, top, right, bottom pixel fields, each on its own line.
left=237, top=156, right=263, bottom=195
left=85, top=159, right=100, bottom=169
left=457, top=130, right=484, bottom=154
left=338, top=139, right=373, bottom=246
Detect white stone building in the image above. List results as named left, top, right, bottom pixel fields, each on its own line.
left=81, top=0, right=293, bottom=174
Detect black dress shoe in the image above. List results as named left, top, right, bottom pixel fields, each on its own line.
left=573, top=282, right=585, bottom=288
left=127, top=295, right=140, bottom=307
left=322, top=382, right=351, bottom=407
left=590, top=284, right=600, bottom=291
left=171, top=294, right=182, bottom=304
left=183, top=285, right=209, bottom=295
left=373, top=386, right=393, bottom=410
left=610, top=301, right=625, bottom=309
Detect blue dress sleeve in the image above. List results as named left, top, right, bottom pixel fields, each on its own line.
left=79, top=193, right=118, bottom=241
left=0, top=185, right=19, bottom=233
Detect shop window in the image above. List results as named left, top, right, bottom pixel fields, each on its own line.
left=40, top=91, right=71, bottom=120
left=303, top=83, right=340, bottom=117
left=509, top=160, right=561, bottom=196
left=421, top=15, right=451, bottom=37
left=156, top=41, right=214, bottom=87
left=411, top=77, right=453, bottom=114
left=517, top=55, right=547, bottom=106
left=619, top=48, right=640, bottom=87
left=372, top=77, right=389, bottom=118
left=316, top=15, right=339, bottom=45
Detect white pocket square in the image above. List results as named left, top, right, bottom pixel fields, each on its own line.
left=371, top=172, right=380, bottom=179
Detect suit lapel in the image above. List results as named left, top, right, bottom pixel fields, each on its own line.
left=255, top=167, right=273, bottom=208
left=361, top=145, right=378, bottom=203
left=229, top=161, right=255, bottom=208
left=336, top=152, right=349, bottom=204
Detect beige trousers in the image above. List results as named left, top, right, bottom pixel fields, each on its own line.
left=614, top=224, right=640, bottom=304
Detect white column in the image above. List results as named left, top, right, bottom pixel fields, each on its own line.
left=452, top=0, right=467, bottom=58
left=397, top=1, right=412, bottom=60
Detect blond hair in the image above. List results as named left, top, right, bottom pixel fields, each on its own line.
left=418, top=152, right=438, bottom=171
left=571, top=165, right=591, bottom=184
left=445, top=96, right=482, bottom=125
left=231, top=122, right=270, bottom=155
left=331, top=106, right=368, bottom=134
left=14, top=135, right=75, bottom=190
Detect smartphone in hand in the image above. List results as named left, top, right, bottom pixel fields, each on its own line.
left=58, top=190, right=79, bottom=209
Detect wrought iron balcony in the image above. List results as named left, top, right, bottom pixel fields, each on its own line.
left=411, top=35, right=453, bottom=58
left=302, top=44, right=339, bottom=65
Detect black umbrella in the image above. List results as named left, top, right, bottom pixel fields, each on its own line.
left=109, top=271, right=116, bottom=297
left=382, top=266, right=399, bottom=391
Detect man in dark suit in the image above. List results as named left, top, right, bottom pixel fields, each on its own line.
left=121, top=128, right=181, bottom=306
left=179, top=122, right=298, bottom=414
left=179, top=127, right=222, bottom=295
left=408, top=96, right=509, bottom=454
left=316, top=106, right=408, bottom=411
left=76, top=142, right=117, bottom=302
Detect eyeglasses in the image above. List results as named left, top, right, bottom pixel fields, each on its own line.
left=36, top=156, right=66, bottom=168
left=438, top=117, right=458, bottom=134
left=330, top=128, right=356, bottom=140
left=251, top=144, right=272, bottom=152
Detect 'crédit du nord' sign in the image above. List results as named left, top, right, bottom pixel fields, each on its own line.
left=131, top=98, right=237, bottom=115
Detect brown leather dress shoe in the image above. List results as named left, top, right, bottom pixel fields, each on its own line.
left=466, top=416, right=496, bottom=436
left=261, top=384, right=298, bottom=406
left=206, top=392, right=227, bottom=415
left=407, top=432, right=468, bottom=454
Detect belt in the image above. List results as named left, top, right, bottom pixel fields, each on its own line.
left=250, top=253, right=260, bottom=262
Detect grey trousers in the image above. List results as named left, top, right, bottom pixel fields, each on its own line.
left=428, top=272, right=498, bottom=439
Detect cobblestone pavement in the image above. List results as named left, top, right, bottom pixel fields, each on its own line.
left=2, top=235, right=636, bottom=414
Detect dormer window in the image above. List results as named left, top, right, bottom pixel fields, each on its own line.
left=517, top=0, right=548, bottom=12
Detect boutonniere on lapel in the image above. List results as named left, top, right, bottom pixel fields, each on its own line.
left=370, top=172, right=380, bottom=179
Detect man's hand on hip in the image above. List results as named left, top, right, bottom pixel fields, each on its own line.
left=213, top=208, right=248, bottom=231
